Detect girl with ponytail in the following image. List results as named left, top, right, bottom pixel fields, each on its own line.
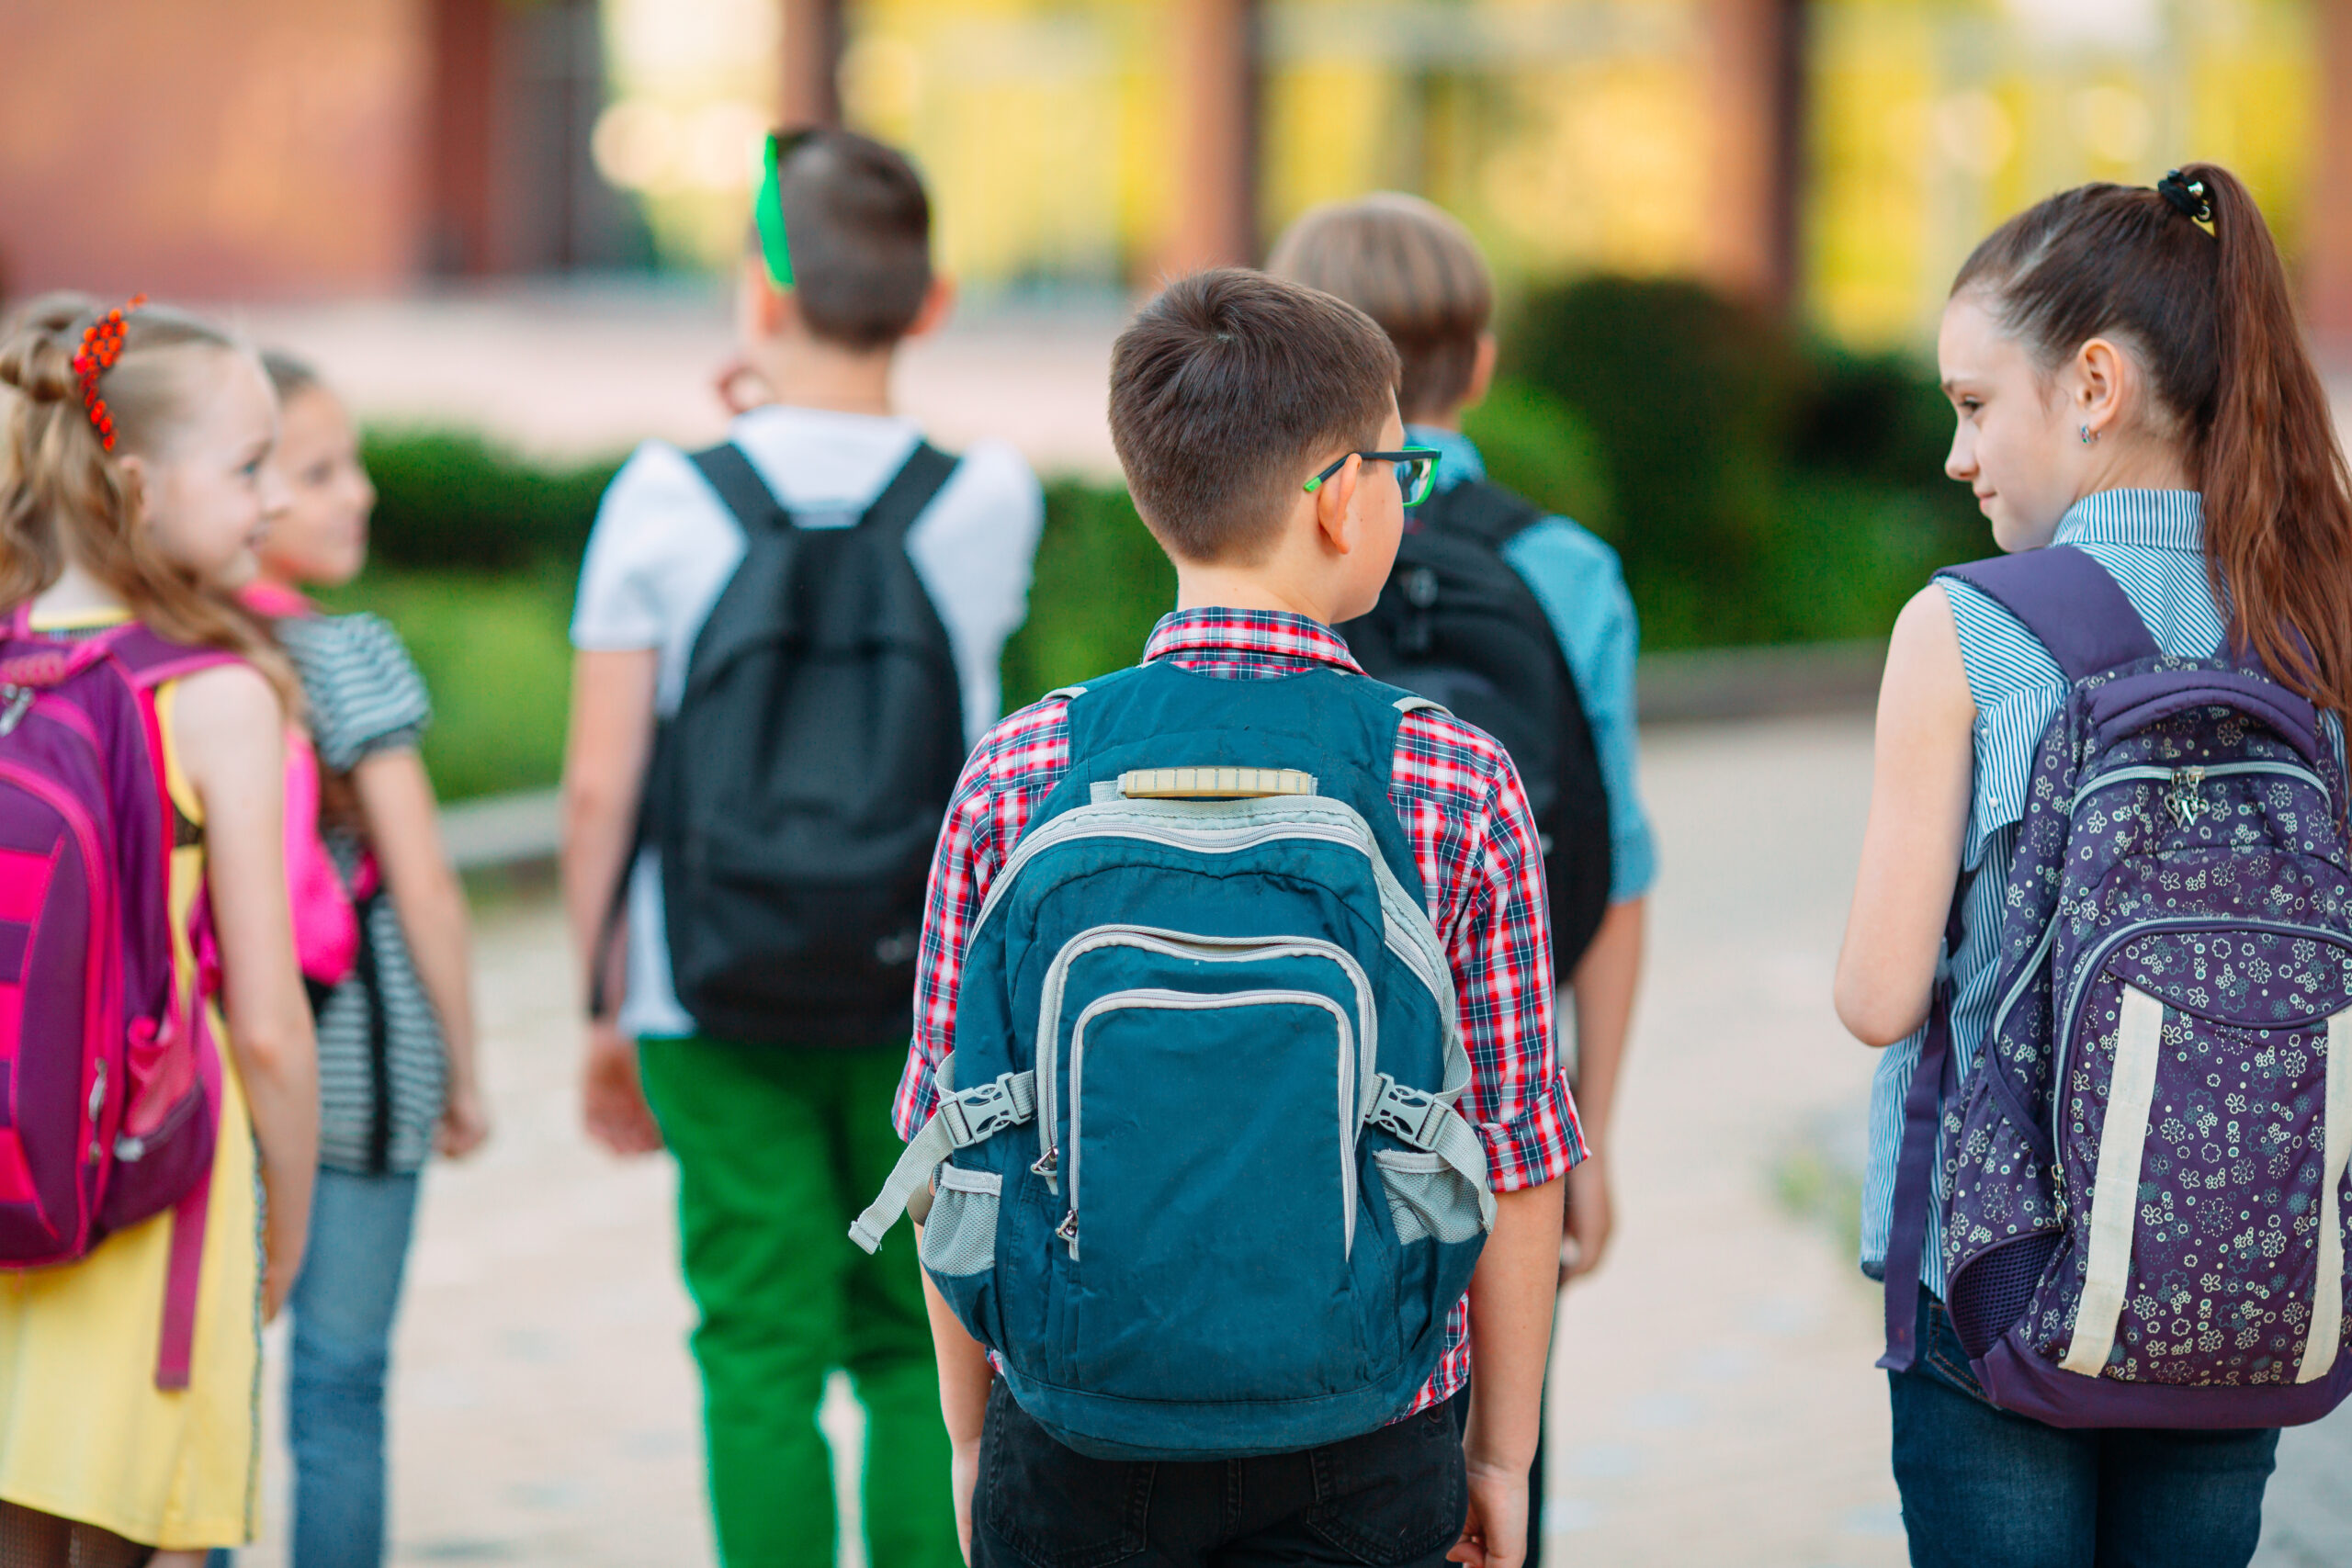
left=0, top=295, right=318, bottom=1565
left=1835, top=164, right=2352, bottom=1566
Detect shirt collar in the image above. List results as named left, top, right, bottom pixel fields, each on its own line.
left=1140, top=607, right=1366, bottom=673
left=2051, top=489, right=2204, bottom=552
left=1405, top=424, right=1485, bottom=492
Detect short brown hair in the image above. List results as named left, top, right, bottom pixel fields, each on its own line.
left=1266, top=194, right=1492, bottom=422
left=756, top=128, right=933, bottom=350
left=1109, top=269, right=1400, bottom=564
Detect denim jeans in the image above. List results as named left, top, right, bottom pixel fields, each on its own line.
left=972, top=1379, right=1466, bottom=1567
left=1888, top=1293, right=2278, bottom=1568
left=287, top=1167, right=423, bottom=1568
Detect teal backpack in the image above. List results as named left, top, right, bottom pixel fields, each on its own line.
left=853, top=660, right=1496, bottom=1459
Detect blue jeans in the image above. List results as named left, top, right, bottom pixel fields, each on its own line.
left=1888, top=1294, right=2278, bottom=1568
left=287, top=1167, right=423, bottom=1568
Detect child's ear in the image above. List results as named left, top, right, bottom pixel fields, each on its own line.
left=1312, top=454, right=1362, bottom=555
left=905, top=276, right=958, bottom=342
left=1464, top=332, right=1498, bottom=412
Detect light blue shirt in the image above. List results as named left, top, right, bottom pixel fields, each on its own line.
left=1407, top=425, right=1657, bottom=903
left=1858, top=491, right=2227, bottom=1289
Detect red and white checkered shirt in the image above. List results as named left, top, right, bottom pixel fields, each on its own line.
left=892, top=606, right=1584, bottom=1412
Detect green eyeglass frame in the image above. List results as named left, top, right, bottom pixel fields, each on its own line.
left=755, top=129, right=821, bottom=290
left=1303, top=447, right=1442, bottom=508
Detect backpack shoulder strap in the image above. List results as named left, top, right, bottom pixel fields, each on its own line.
left=857, top=440, right=959, bottom=541
left=689, top=441, right=790, bottom=534
left=1936, top=544, right=2160, bottom=682
left=1415, top=478, right=1548, bottom=552
left=97, top=626, right=243, bottom=690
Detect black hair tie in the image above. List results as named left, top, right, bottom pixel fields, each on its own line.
left=2157, top=169, right=2212, bottom=223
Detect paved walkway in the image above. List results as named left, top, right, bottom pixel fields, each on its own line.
left=229, top=716, right=2348, bottom=1565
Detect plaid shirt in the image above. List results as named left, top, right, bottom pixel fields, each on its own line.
left=892, top=606, right=1583, bottom=1412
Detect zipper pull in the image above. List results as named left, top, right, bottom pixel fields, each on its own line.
left=1055, top=1209, right=1079, bottom=1257
left=0, top=686, right=34, bottom=737
left=1031, top=1146, right=1059, bottom=1183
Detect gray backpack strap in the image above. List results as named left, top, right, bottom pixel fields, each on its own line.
left=849, top=1069, right=1036, bottom=1253
left=1367, top=1075, right=1497, bottom=1235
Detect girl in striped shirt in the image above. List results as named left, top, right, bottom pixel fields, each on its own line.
left=1836, top=165, right=2352, bottom=1567
left=247, top=355, right=487, bottom=1568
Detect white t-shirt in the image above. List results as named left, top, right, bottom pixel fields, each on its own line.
left=571, top=403, right=1045, bottom=1039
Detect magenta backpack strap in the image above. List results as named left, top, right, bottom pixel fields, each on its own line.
left=1936, top=545, right=2160, bottom=682
left=153, top=1168, right=210, bottom=1388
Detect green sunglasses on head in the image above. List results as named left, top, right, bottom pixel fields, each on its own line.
left=1303, top=446, right=1442, bottom=508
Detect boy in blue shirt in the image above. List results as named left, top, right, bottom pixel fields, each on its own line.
left=1272, top=194, right=1655, bottom=1284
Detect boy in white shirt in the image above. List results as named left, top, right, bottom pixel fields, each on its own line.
left=560, top=128, right=1042, bottom=1567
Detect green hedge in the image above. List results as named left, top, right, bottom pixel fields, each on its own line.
left=342, top=286, right=1978, bottom=798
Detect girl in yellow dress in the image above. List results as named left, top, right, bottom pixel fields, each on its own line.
left=0, top=297, right=320, bottom=1563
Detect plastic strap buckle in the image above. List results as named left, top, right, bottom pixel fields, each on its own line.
left=1372, top=1076, right=1450, bottom=1150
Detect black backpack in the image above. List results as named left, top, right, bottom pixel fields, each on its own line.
left=633, top=439, right=967, bottom=1044
left=1337, top=479, right=1614, bottom=975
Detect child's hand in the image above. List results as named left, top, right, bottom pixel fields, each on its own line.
left=1561, top=1156, right=1613, bottom=1286
left=1450, top=1452, right=1530, bottom=1567
left=952, top=1437, right=981, bottom=1563
left=713, top=355, right=775, bottom=417
left=437, top=1080, right=492, bottom=1159
left=582, top=1022, right=663, bottom=1156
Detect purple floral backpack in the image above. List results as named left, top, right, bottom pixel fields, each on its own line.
left=1880, top=546, right=2352, bottom=1428
left=0, top=618, right=237, bottom=1388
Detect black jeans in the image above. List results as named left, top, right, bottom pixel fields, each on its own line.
left=971, top=1380, right=1467, bottom=1567
left=1887, top=1294, right=2278, bottom=1568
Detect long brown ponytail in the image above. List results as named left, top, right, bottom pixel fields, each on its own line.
left=1952, top=163, right=2352, bottom=716
left=0, top=293, right=296, bottom=705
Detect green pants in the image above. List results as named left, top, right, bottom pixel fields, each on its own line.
left=638, top=1034, right=957, bottom=1568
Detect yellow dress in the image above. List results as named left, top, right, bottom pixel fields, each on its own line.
left=0, top=672, right=266, bottom=1550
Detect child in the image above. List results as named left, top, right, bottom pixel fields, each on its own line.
left=878, top=268, right=1577, bottom=1568
left=1269, top=197, right=1652, bottom=1292
left=245, top=351, right=487, bottom=1568
left=1836, top=164, right=2352, bottom=1565
left=0, top=295, right=320, bottom=1563
left=560, top=127, right=1041, bottom=1566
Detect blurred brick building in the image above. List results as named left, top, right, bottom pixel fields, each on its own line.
left=0, top=0, right=633, bottom=303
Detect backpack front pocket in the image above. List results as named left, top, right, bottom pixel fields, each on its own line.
left=1064, top=987, right=1369, bottom=1402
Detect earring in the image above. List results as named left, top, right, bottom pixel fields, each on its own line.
left=2079, top=423, right=2098, bottom=445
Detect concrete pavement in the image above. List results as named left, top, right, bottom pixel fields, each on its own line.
left=228, top=715, right=2349, bottom=1565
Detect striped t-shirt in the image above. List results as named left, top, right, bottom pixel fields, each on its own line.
left=1860, top=490, right=2227, bottom=1292
left=275, top=610, right=446, bottom=1175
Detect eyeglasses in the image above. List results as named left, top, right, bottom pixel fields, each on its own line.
left=754, top=129, right=820, bottom=290
left=1302, top=447, right=1442, bottom=508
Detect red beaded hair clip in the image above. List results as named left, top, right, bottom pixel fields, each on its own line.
left=70, top=294, right=146, bottom=451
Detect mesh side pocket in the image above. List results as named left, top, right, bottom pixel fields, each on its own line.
left=1373, top=1149, right=1486, bottom=1246
left=918, top=1165, right=1003, bottom=1278
left=1948, top=1232, right=2060, bottom=1359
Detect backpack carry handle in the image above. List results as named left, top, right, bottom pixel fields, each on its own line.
left=1115, top=766, right=1317, bottom=800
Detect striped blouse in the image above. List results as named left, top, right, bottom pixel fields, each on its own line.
left=275, top=611, right=447, bottom=1175
left=1860, top=490, right=2226, bottom=1292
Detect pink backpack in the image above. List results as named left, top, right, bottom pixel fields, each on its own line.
left=0, top=618, right=239, bottom=1387
left=241, top=581, right=362, bottom=988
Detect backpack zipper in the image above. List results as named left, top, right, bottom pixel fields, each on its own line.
left=976, top=798, right=1455, bottom=1015
left=2069, top=759, right=2327, bottom=816
left=1062, top=986, right=1357, bottom=1261
left=1033, top=926, right=1377, bottom=1195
